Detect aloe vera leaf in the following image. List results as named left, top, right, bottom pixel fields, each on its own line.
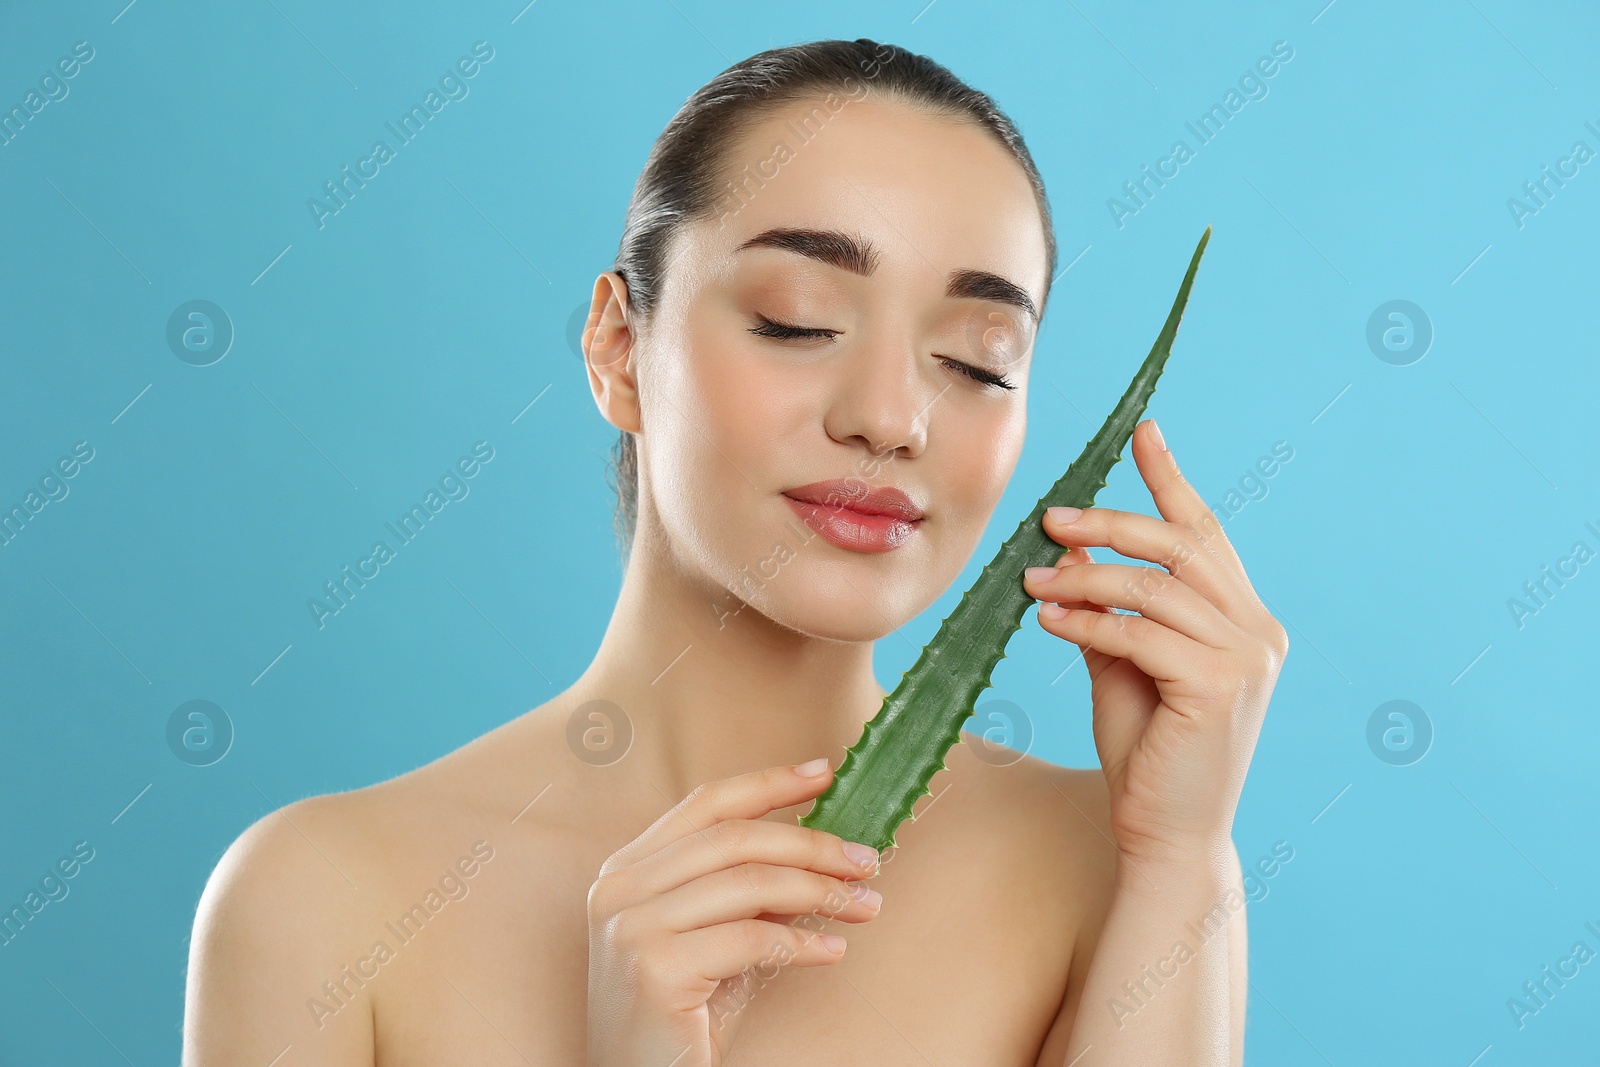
left=798, top=226, right=1212, bottom=854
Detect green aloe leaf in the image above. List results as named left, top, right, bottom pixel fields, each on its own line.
left=799, top=226, right=1212, bottom=853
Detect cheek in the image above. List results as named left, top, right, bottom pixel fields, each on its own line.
left=945, top=404, right=1026, bottom=508
left=921, top=403, right=1026, bottom=564
left=643, top=329, right=810, bottom=549
left=669, top=328, right=815, bottom=462
left=718, top=360, right=814, bottom=455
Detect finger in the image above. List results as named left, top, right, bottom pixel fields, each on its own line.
left=1052, top=543, right=1105, bottom=592
left=1132, top=419, right=1251, bottom=581
left=1053, top=541, right=1084, bottom=569
left=1048, top=419, right=1252, bottom=579
left=1042, top=472, right=1260, bottom=623
left=644, top=863, right=882, bottom=933
left=607, top=760, right=842, bottom=870
left=624, top=819, right=880, bottom=901
left=1024, top=560, right=1243, bottom=650
left=1034, top=604, right=1203, bottom=684
left=1037, top=547, right=1117, bottom=669
left=1043, top=505, right=1254, bottom=620
left=1043, top=545, right=1114, bottom=613
left=674, top=918, right=851, bottom=982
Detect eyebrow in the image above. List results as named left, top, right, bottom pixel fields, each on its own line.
left=734, top=226, right=1040, bottom=323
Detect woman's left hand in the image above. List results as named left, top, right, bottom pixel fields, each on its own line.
left=1022, top=419, right=1289, bottom=868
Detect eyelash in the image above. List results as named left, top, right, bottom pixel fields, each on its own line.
left=746, top=315, right=1017, bottom=392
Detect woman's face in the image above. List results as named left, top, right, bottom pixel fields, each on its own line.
left=602, top=93, right=1050, bottom=642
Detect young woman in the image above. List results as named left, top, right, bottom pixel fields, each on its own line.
left=183, top=38, right=1287, bottom=1066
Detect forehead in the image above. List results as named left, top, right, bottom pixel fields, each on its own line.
left=677, top=94, right=1049, bottom=308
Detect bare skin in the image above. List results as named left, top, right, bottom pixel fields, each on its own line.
left=183, top=705, right=1129, bottom=1065
left=185, top=88, right=1276, bottom=1065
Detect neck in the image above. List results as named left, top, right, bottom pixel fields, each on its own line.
left=569, top=515, right=888, bottom=804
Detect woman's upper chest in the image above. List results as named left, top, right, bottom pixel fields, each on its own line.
left=369, top=815, right=1080, bottom=1066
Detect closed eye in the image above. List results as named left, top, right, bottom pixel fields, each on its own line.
left=940, top=357, right=1017, bottom=391
left=747, top=314, right=1017, bottom=392
left=746, top=315, right=837, bottom=341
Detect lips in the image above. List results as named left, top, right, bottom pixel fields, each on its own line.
left=781, top=479, right=925, bottom=554
left=783, top=480, right=925, bottom=522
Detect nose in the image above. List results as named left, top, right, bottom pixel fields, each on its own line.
left=822, top=333, right=934, bottom=466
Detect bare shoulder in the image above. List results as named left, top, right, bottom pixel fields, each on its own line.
left=184, top=786, right=387, bottom=1065
left=183, top=704, right=576, bottom=1066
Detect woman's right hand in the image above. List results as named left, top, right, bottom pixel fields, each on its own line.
left=586, top=758, right=884, bottom=1066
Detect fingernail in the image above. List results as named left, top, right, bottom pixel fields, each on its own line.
left=820, top=933, right=847, bottom=954
left=1047, top=506, right=1083, bottom=524
left=842, top=841, right=879, bottom=870
left=1148, top=419, right=1167, bottom=452
left=1025, top=566, right=1059, bottom=583
left=850, top=882, right=883, bottom=907
left=1039, top=603, right=1068, bottom=620
left=794, top=757, right=830, bottom=777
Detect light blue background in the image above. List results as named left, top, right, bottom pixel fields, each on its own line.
left=2, top=0, right=1596, bottom=1062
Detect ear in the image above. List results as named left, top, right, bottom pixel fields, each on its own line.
left=583, top=271, right=642, bottom=434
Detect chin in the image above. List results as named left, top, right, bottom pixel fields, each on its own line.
left=763, top=599, right=901, bottom=645
left=701, top=499, right=953, bottom=643
left=749, top=554, right=937, bottom=644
